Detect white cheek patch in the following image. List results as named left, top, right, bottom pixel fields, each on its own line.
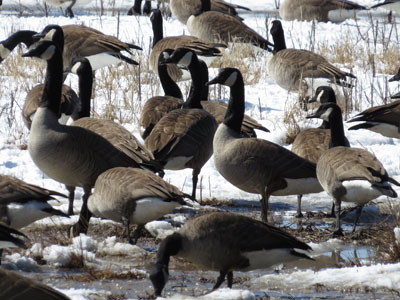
left=178, top=51, right=193, bottom=67
left=0, top=44, right=11, bottom=60
left=320, top=107, right=333, bottom=122
left=44, top=28, right=57, bottom=41
left=71, top=62, right=82, bottom=74
left=224, top=71, right=238, bottom=87
left=316, top=89, right=324, bottom=102
left=41, top=45, right=56, bottom=60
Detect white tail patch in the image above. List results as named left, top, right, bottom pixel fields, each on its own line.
left=164, top=155, right=193, bottom=170
left=131, top=197, right=180, bottom=224
left=85, top=53, right=121, bottom=71
left=342, top=180, right=388, bottom=205
left=242, top=248, right=307, bottom=271
left=0, top=241, right=21, bottom=249
left=7, top=201, right=57, bottom=229
left=272, top=177, right=322, bottom=196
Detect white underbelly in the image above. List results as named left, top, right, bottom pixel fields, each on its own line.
left=272, top=177, right=322, bottom=196
left=342, top=180, right=383, bottom=205
left=7, top=201, right=54, bottom=229
left=131, top=197, right=180, bottom=224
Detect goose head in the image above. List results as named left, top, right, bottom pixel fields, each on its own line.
left=307, top=102, right=342, bottom=123
left=206, top=67, right=242, bottom=87
left=309, top=86, right=337, bottom=104
left=159, top=47, right=197, bottom=69
left=33, top=25, right=64, bottom=50
left=270, top=20, right=286, bottom=53
left=22, top=40, right=60, bottom=61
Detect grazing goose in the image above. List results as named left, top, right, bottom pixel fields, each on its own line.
left=88, top=167, right=189, bottom=244
left=0, top=30, right=37, bottom=63
left=145, top=48, right=218, bottom=199
left=186, top=0, right=273, bottom=51
left=268, top=20, right=355, bottom=98
left=22, top=40, right=149, bottom=236
left=0, top=222, right=27, bottom=264
left=170, top=0, right=251, bottom=24
left=150, top=211, right=313, bottom=296
left=22, top=84, right=80, bottom=130
left=34, top=24, right=141, bottom=71
left=149, top=8, right=225, bottom=82
left=279, top=0, right=367, bottom=23
left=347, top=100, right=400, bottom=138
left=0, top=174, right=67, bottom=229
left=128, top=0, right=152, bottom=15
left=292, top=86, right=349, bottom=217
left=65, top=56, right=162, bottom=215
left=45, top=0, right=92, bottom=18
left=0, top=268, right=70, bottom=300
left=307, top=91, right=399, bottom=236
left=207, top=68, right=322, bottom=223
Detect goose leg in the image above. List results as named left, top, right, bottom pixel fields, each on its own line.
left=296, top=194, right=303, bottom=218
left=65, top=0, right=76, bottom=18
left=261, top=187, right=272, bottom=223
left=333, top=199, right=343, bottom=236
left=66, top=185, right=75, bottom=216
left=0, top=249, right=3, bottom=265
left=227, top=271, right=233, bottom=288
left=213, top=270, right=227, bottom=290
left=191, top=168, right=200, bottom=200
left=132, top=224, right=145, bottom=245
left=327, top=202, right=335, bottom=218
left=352, top=206, right=363, bottom=233
left=71, top=186, right=92, bottom=237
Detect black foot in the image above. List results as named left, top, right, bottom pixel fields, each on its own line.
left=127, top=6, right=140, bottom=15
left=295, top=212, right=303, bottom=218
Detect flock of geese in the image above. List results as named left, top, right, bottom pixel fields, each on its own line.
left=1, top=0, right=400, bottom=298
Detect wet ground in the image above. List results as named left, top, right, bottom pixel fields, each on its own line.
left=4, top=200, right=400, bottom=300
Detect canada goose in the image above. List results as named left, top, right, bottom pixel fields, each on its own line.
left=22, top=40, right=150, bottom=236
left=64, top=56, right=162, bottom=215
left=45, top=0, right=92, bottom=18
left=0, top=30, right=37, bottom=63
left=150, top=211, right=313, bottom=296
left=307, top=89, right=400, bottom=235
left=0, top=268, right=70, bottom=300
left=347, top=100, right=400, bottom=138
left=186, top=0, right=273, bottom=51
left=145, top=48, right=218, bottom=199
left=128, top=0, right=152, bottom=15
left=88, top=167, right=189, bottom=244
left=268, top=20, right=355, bottom=98
left=34, top=24, right=141, bottom=71
left=279, top=0, right=367, bottom=23
left=22, top=84, right=80, bottom=130
left=170, top=0, right=251, bottom=24
left=0, top=174, right=68, bottom=229
left=207, top=68, right=322, bottom=223
left=149, top=8, right=225, bottom=82
left=292, top=86, right=349, bottom=217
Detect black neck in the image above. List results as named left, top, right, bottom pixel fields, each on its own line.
left=272, top=27, right=286, bottom=53
left=53, top=29, right=65, bottom=53
left=151, top=11, right=163, bottom=48
left=329, top=111, right=348, bottom=148
left=41, top=49, right=63, bottom=117
left=200, top=60, right=209, bottom=101
left=182, top=55, right=203, bottom=109
left=77, top=66, right=93, bottom=119
left=224, top=73, right=245, bottom=132
left=158, top=63, right=183, bottom=99
left=4, top=30, right=37, bottom=49
left=134, top=0, right=142, bottom=14
left=156, top=233, right=181, bottom=266
left=199, top=0, right=211, bottom=12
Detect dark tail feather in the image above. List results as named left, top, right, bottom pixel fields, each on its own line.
left=43, top=207, right=70, bottom=218
left=348, top=123, right=373, bottom=131
left=389, top=177, right=400, bottom=187
left=235, top=4, right=251, bottom=11
left=110, top=53, right=139, bottom=65
left=290, top=249, right=314, bottom=261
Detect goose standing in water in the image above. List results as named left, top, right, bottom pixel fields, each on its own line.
left=150, top=211, right=313, bottom=296
left=307, top=87, right=400, bottom=236
left=207, top=68, right=322, bottom=223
